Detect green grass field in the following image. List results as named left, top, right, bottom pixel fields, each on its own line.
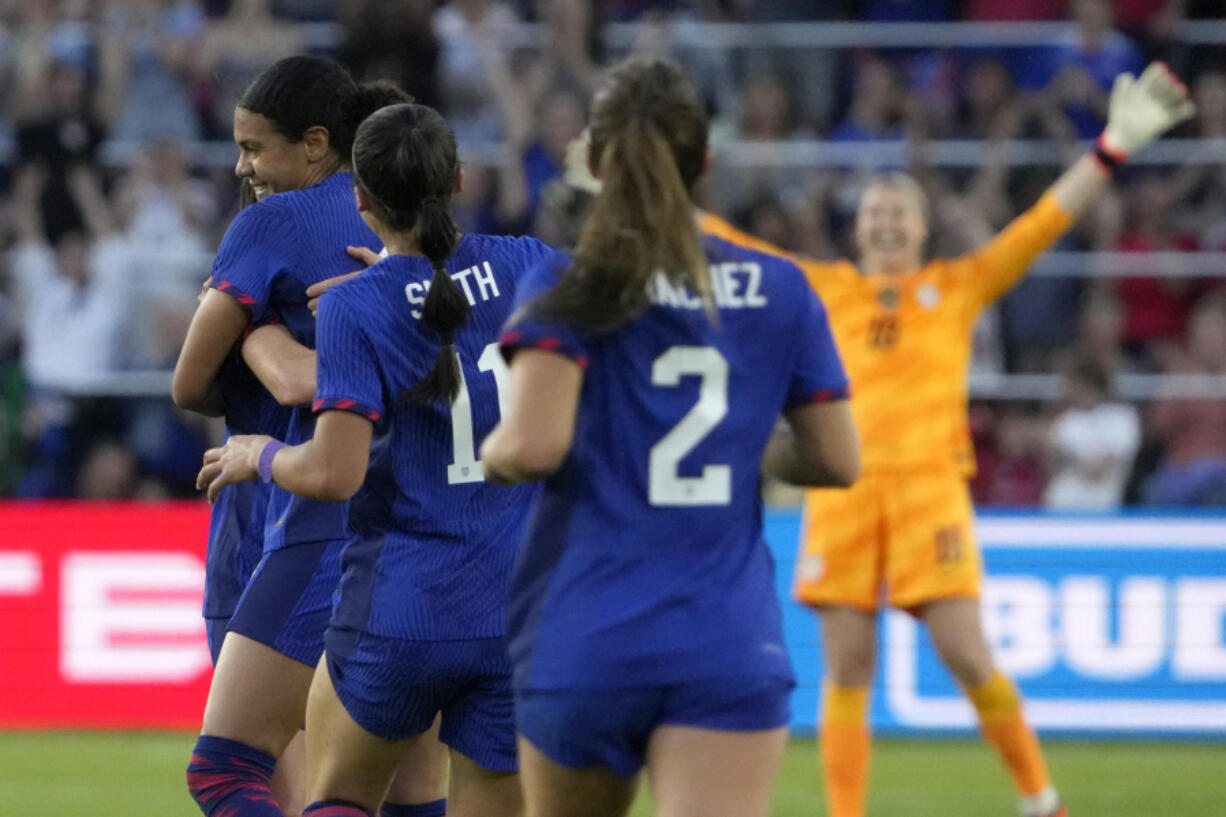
left=0, top=732, right=1220, bottom=816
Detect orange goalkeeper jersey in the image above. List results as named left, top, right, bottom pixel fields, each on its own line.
left=701, top=193, right=1073, bottom=476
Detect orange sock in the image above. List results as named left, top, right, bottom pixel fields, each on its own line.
left=819, top=682, right=870, bottom=817
left=967, top=671, right=1050, bottom=796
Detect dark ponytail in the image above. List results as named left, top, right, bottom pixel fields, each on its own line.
left=238, top=56, right=410, bottom=164
left=348, top=80, right=413, bottom=153
left=351, top=103, right=467, bottom=406
left=404, top=199, right=467, bottom=405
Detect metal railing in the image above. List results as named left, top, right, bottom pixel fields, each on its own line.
left=45, top=370, right=1226, bottom=402
left=299, top=18, right=1226, bottom=51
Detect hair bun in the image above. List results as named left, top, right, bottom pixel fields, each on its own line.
left=354, top=80, right=413, bottom=122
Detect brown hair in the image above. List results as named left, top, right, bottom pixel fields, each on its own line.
left=532, top=58, right=711, bottom=333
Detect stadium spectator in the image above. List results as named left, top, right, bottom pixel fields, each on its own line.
left=109, top=135, right=215, bottom=360
left=973, top=406, right=1049, bottom=506
left=1170, top=70, right=1226, bottom=247
left=198, top=0, right=305, bottom=138
left=1192, top=67, right=1226, bottom=141
left=519, top=90, right=587, bottom=213
left=952, top=58, right=1025, bottom=141
left=830, top=55, right=908, bottom=143
left=75, top=439, right=139, bottom=500
left=112, top=135, right=214, bottom=258
left=718, top=64, right=808, bottom=214
left=1029, top=0, right=1146, bottom=137
left=14, top=60, right=106, bottom=243
left=7, top=163, right=129, bottom=395
left=433, top=0, right=521, bottom=144
left=1064, top=289, right=1138, bottom=376
left=1145, top=294, right=1226, bottom=504
left=738, top=0, right=847, bottom=129
left=738, top=65, right=804, bottom=140
left=97, top=0, right=205, bottom=145
left=517, top=0, right=603, bottom=108
left=1043, top=358, right=1141, bottom=509
left=1114, top=171, right=1202, bottom=367
left=338, top=0, right=440, bottom=108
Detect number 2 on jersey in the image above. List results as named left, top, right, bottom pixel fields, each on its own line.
left=447, top=342, right=510, bottom=484
left=649, top=346, right=731, bottom=506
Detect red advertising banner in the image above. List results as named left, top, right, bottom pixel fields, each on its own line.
left=0, top=502, right=212, bottom=729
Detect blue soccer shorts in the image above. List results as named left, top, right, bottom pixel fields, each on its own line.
left=325, top=626, right=517, bottom=772
left=515, top=674, right=793, bottom=778
left=226, top=540, right=344, bottom=667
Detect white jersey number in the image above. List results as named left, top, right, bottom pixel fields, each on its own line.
left=447, top=342, right=510, bottom=484
left=648, top=346, right=731, bottom=506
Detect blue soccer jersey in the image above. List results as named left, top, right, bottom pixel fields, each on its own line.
left=502, top=236, right=850, bottom=691
left=313, top=234, right=553, bottom=640
left=209, top=172, right=381, bottom=551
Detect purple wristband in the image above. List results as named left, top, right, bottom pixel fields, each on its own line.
left=258, top=440, right=287, bottom=483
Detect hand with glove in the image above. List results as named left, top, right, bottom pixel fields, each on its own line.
left=1098, top=61, right=1197, bottom=165
left=1042, top=62, right=1194, bottom=216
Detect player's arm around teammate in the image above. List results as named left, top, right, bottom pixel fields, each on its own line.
left=169, top=86, right=347, bottom=416
left=240, top=245, right=383, bottom=406
left=481, top=58, right=858, bottom=817
left=181, top=58, right=449, bottom=817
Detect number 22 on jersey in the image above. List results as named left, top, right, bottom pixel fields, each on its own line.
left=447, top=342, right=510, bottom=484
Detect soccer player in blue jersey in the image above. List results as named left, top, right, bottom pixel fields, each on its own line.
left=197, top=102, right=553, bottom=817
left=186, top=171, right=303, bottom=815
left=479, top=58, right=862, bottom=817
left=173, top=58, right=445, bottom=817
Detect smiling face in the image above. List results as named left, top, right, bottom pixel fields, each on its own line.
left=232, top=107, right=315, bottom=200
left=854, top=180, right=928, bottom=275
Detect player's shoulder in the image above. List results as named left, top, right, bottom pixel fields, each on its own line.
left=462, top=232, right=554, bottom=264
left=514, top=244, right=572, bottom=293
left=318, top=263, right=392, bottom=323
left=333, top=255, right=405, bottom=302
left=222, top=193, right=295, bottom=239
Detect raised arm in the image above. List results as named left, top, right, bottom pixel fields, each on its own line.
left=65, top=165, right=117, bottom=238
left=970, top=62, right=1195, bottom=306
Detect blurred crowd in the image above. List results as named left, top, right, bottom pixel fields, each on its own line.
left=0, top=0, right=1224, bottom=506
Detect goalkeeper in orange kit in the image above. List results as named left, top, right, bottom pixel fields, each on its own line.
left=702, top=63, right=1194, bottom=817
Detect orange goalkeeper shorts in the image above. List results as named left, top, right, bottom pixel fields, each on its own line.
left=792, top=468, right=981, bottom=611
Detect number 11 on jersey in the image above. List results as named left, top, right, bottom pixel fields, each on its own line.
left=447, top=342, right=510, bottom=484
